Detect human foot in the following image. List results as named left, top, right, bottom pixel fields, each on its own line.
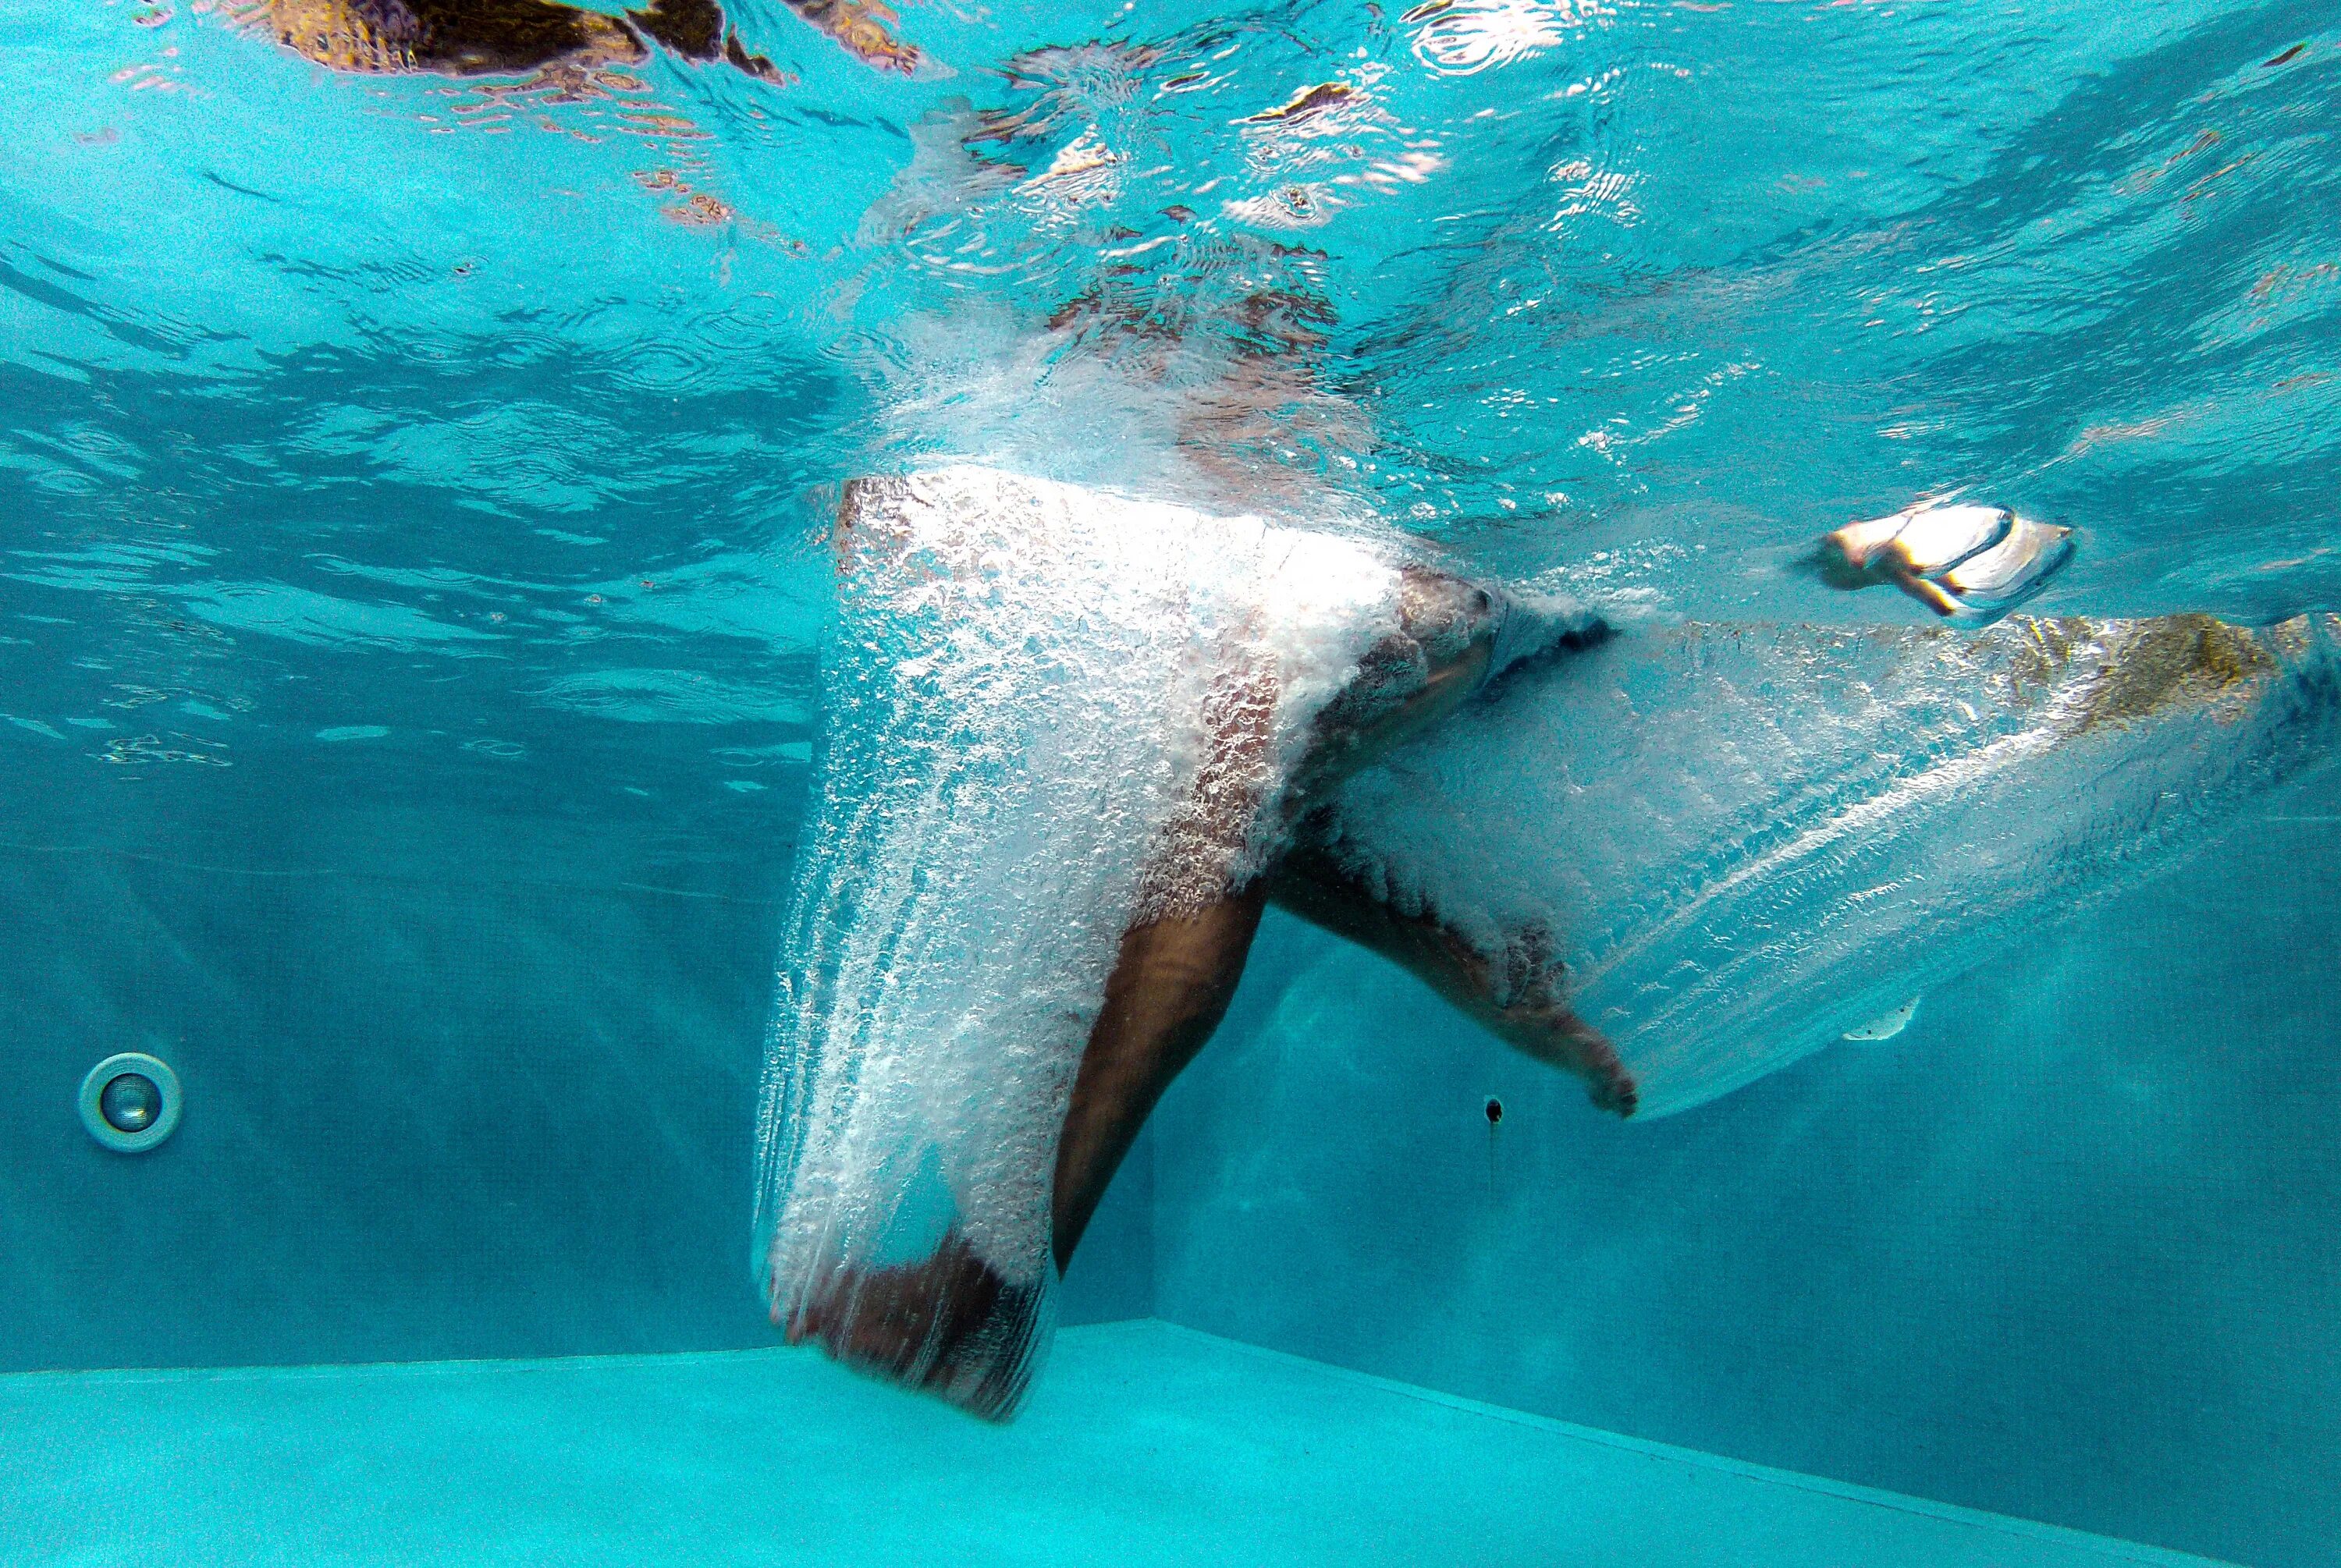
left=778, top=1231, right=1043, bottom=1421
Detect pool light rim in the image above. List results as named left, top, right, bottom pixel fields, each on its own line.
left=78, top=1052, right=183, bottom=1154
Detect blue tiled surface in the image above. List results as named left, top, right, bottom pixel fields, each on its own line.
left=0, top=1321, right=2228, bottom=1568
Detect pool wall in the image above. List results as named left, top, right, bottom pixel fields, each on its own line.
left=0, top=779, right=1153, bottom=1372
left=1156, top=773, right=2341, bottom=1568
left=2, top=734, right=2333, bottom=1567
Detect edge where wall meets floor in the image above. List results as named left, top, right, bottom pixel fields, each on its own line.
left=0, top=1321, right=2235, bottom=1568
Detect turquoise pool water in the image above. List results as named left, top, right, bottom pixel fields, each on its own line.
left=3, top=2, right=2337, bottom=1564
left=2, top=1322, right=2236, bottom=1567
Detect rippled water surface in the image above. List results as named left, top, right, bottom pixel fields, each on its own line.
left=4, top=0, right=2337, bottom=803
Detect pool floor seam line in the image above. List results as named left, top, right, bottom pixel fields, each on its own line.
left=1139, top=1321, right=2242, bottom=1568
left=0, top=1318, right=2242, bottom=1568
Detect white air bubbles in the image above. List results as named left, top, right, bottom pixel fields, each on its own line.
left=1842, top=996, right=1920, bottom=1043
left=757, top=467, right=1407, bottom=1417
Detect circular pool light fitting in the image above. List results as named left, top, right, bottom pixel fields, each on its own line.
left=79, top=1052, right=183, bottom=1153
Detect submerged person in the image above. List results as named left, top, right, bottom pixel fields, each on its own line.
left=780, top=522, right=1614, bottom=1410
left=758, top=467, right=2340, bottom=1419
left=763, top=470, right=1612, bottom=1416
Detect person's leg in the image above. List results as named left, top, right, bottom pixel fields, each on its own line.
left=1046, top=566, right=1528, bottom=1270
left=785, top=637, right=1281, bottom=1414
left=782, top=1229, right=1037, bottom=1419
left=1052, top=891, right=1266, bottom=1268
left=1266, top=838, right=1636, bottom=1116
left=785, top=559, right=1585, bottom=1407
left=1050, top=636, right=1283, bottom=1271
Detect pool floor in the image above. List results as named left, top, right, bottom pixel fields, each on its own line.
left=1, top=1320, right=2225, bottom=1566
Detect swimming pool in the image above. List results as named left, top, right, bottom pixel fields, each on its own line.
left=3, top=2, right=2336, bottom=1564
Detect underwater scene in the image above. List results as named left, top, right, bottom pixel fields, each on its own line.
left=3, top=1, right=2338, bottom=1564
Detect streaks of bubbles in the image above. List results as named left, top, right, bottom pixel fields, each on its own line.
left=98, top=733, right=231, bottom=766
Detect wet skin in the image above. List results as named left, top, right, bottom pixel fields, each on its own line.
left=1056, top=569, right=1626, bottom=1265
left=783, top=561, right=1624, bottom=1414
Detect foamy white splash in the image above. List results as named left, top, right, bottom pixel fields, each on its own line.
left=1319, top=614, right=2341, bottom=1116
left=755, top=466, right=2337, bottom=1418
left=753, top=466, right=1402, bottom=1412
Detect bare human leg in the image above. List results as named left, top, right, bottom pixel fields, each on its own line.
left=1052, top=892, right=1267, bottom=1268
left=781, top=1230, right=1037, bottom=1418
left=784, top=626, right=1283, bottom=1417
left=1053, top=630, right=1283, bottom=1269
left=1048, top=566, right=1596, bottom=1274
left=1266, top=838, right=1636, bottom=1116
left=787, top=892, right=1277, bottom=1392
left=784, top=558, right=1614, bottom=1411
